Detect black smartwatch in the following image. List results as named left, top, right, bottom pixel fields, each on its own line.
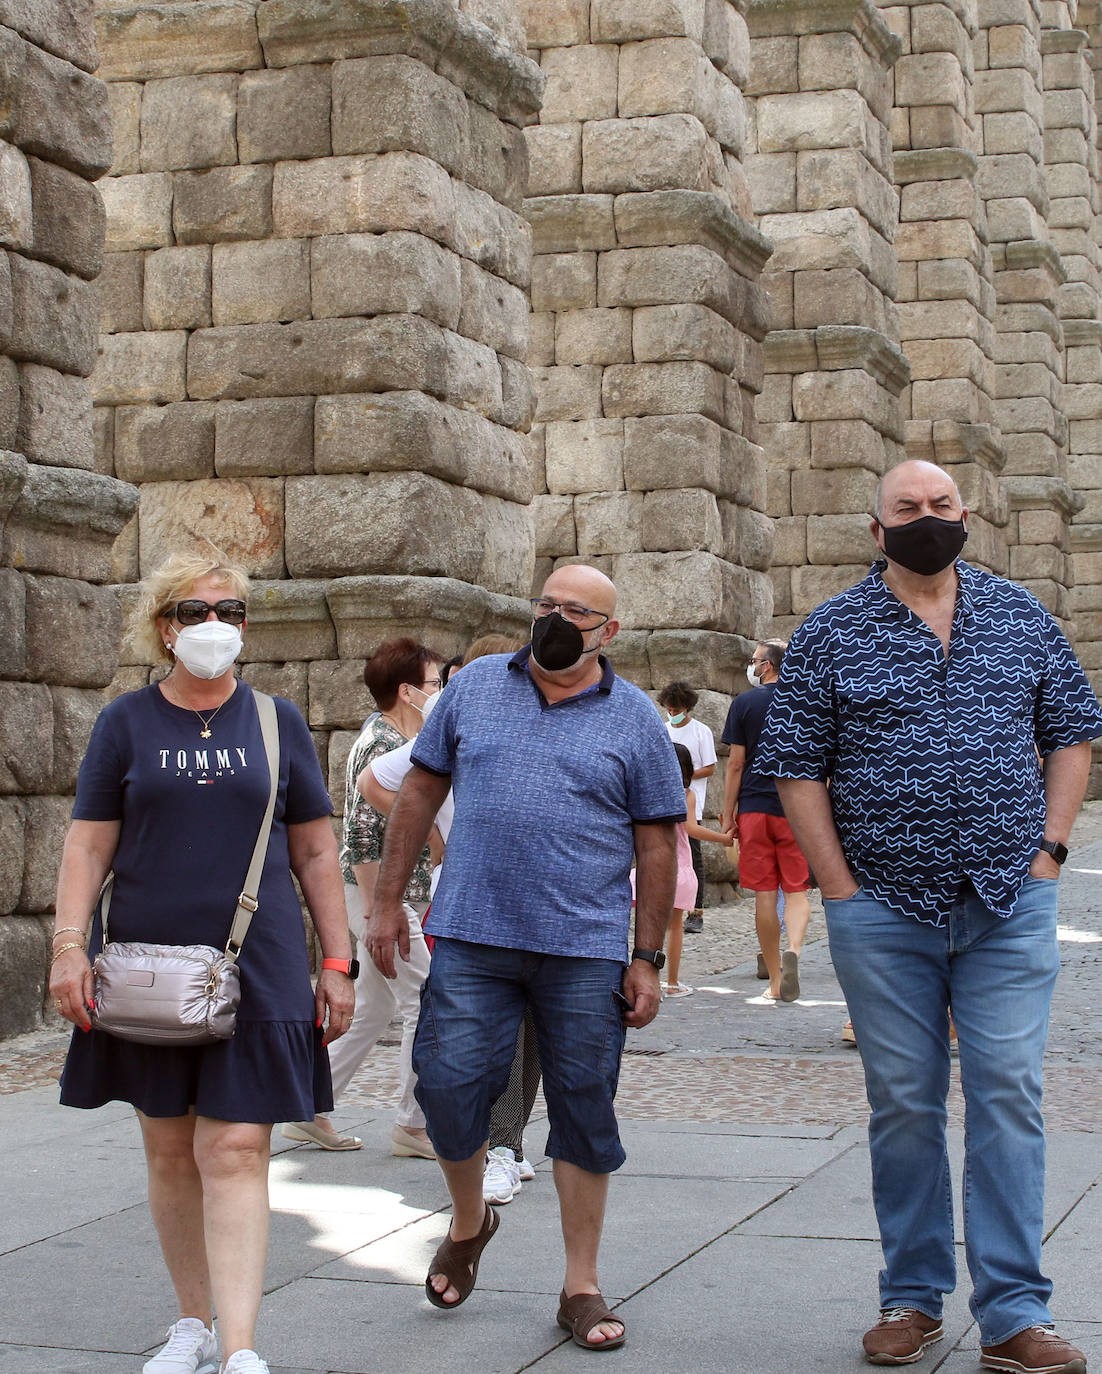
left=632, top=947, right=666, bottom=970
left=1038, top=840, right=1068, bottom=866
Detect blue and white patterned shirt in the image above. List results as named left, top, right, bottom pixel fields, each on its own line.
left=756, top=560, right=1102, bottom=926
left=410, top=648, right=686, bottom=961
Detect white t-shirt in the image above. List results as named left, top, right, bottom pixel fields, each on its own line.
left=369, top=737, right=454, bottom=896
left=665, top=716, right=717, bottom=819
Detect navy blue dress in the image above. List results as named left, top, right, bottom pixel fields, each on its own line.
left=60, top=681, right=336, bottom=1123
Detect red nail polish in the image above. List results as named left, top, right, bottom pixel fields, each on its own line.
left=315, top=1018, right=322, bottom=1028
left=89, top=998, right=96, bottom=1010
left=81, top=1024, right=91, bottom=1033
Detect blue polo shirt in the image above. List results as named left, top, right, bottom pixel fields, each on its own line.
left=410, top=648, right=686, bottom=961
left=756, top=560, right=1102, bottom=926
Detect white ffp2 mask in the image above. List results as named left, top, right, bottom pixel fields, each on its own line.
left=170, top=622, right=243, bottom=679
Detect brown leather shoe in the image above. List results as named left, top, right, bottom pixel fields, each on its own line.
left=980, top=1326, right=1086, bottom=1373
left=863, top=1309, right=944, bottom=1365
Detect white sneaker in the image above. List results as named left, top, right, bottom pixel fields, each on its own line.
left=482, top=1145, right=522, bottom=1204
left=144, top=1318, right=219, bottom=1374
left=517, top=1155, right=535, bottom=1181
left=220, top=1351, right=270, bottom=1374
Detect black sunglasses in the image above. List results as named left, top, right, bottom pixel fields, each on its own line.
left=166, top=598, right=247, bottom=626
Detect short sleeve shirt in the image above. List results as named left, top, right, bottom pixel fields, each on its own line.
left=339, top=716, right=432, bottom=902
left=721, top=685, right=785, bottom=818
left=755, top=560, right=1102, bottom=926
left=665, top=716, right=717, bottom=818
left=410, top=650, right=687, bottom=961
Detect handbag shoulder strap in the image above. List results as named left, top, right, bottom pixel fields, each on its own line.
left=98, top=688, right=280, bottom=962
left=225, top=689, right=279, bottom=962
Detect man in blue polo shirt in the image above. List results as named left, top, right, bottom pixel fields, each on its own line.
left=368, top=564, right=685, bottom=1349
left=757, top=459, right=1102, bottom=1374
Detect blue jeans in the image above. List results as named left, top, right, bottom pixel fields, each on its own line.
left=825, top=878, right=1060, bottom=1346
left=412, top=938, right=628, bottom=1173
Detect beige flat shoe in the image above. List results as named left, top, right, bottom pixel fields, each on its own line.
left=281, top=1120, right=363, bottom=1151
left=392, top=1124, right=436, bottom=1158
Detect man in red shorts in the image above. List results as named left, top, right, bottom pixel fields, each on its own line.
left=721, top=640, right=812, bottom=1001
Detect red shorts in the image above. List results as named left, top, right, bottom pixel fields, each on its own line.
left=736, top=811, right=811, bottom=893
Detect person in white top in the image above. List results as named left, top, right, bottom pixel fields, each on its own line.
left=657, top=682, right=717, bottom=933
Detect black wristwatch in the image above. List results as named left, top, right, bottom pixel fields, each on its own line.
left=1039, top=840, right=1068, bottom=866
left=632, top=947, right=666, bottom=970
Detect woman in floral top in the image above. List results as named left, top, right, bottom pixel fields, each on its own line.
left=283, top=637, right=443, bottom=1155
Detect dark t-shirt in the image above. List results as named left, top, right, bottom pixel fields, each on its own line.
left=72, top=681, right=333, bottom=1020
left=721, top=683, right=785, bottom=818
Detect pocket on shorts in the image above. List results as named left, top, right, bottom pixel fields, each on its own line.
left=412, top=976, right=440, bottom=1065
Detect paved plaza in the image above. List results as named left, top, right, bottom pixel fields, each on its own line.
left=2, top=806, right=1100, bottom=1373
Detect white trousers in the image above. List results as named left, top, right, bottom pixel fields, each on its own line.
left=326, top=883, right=431, bottom=1128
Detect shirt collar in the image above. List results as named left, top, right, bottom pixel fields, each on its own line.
left=508, top=645, right=615, bottom=694
left=864, top=558, right=977, bottom=620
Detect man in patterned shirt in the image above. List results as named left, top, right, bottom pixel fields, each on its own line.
left=757, top=460, right=1102, bottom=1374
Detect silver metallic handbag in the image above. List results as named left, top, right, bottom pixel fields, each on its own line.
left=91, top=691, right=280, bottom=1046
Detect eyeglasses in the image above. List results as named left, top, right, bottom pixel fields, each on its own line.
left=750, top=657, right=771, bottom=667
left=165, top=599, right=247, bottom=626
left=421, top=677, right=442, bottom=691
left=530, top=597, right=609, bottom=628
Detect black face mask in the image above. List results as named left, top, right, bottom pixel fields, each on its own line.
left=880, top=515, right=966, bottom=576
left=530, top=612, right=598, bottom=673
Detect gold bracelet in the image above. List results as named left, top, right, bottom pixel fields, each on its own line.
left=52, top=927, right=87, bottom=945
left=50, top=942, right=86, bottom=967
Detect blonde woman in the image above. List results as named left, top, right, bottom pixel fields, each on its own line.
left=49, top=551, right=353, bottom=1374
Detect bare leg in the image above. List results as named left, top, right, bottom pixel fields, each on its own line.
left=429, top=1145, right=491, bottom=1304
left=664, top=908, right=684, bottom=987
left=137, top=1111, right=212, bottom=1324
left=554, top=1160, right=623, bottom=1345
left=193, top=1118, right=272, bottom=1360
left=754, top=889, right=782, bottom=996
left=782, top=889, right=811, bottom=954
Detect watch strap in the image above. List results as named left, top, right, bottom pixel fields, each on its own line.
left=322, top=957, right=355, bottom=975
left=1039, top=839, right=1068, bottom=865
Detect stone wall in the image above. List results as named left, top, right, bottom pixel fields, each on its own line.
left=0, top=1, right=137, bottom=1035
left=92, top=0, right=545, bottom=845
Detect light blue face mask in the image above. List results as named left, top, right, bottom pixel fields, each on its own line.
left=666, top=711, right=686, bottom=725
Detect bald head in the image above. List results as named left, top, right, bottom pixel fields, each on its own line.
left=874, top=460, right=963, bottom=524
left=541, top=563, right=618, bottom=620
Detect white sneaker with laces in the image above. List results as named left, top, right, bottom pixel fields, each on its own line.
left=517, top=1155, right=535, bottom=1182
left=220, top=1351, right=270, bottom=1374
left=143, top=1318, right=219, bottom=1374
left=483, top=1146, right=522, bottom=1204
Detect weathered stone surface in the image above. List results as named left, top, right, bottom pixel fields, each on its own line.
left=238, top=64, right=332, bottom=164
left=0, top=564, right=24, bottom=676
left=0, top=139, right=32, bottom=252
left=50, top=687, right=105, bottom=796
left=96, top=1, right=264, bottom=80
left=101, top=172, right=173, bottom=252
left=302, top=660, right=364, bottom=729
left=310, top=231, right=462, bottom=329
left=541, top=42, right=618, bottom=123
left=238, top=578, right=336, bottom=663
left=643, top=486, right=722, bottom=553
left=3, top=462, right=138, bottom=583
left=0, top=0, right=98, bottom=73
left=591, top=0, right=706, bottom=42
left=212, top=238, right=311, bottom=326
left=138, top=477, right=284, bottom=578
left=105, top=82, right=141, bottom=174
left=583, top=114, right=710, bottom=193
left=114, top=402, right=216, bottom=483
left=286, top=471, right=482, bottom=581
left=478, top=492, right=534, bottom=596
left=27, top=156, right=104, bottom=280
left=0, top=25, right=112, bottom=178
left=603, top=361, right=726, bottom=423
left=525, top=123, right=583, bottom=198
left=633, top=303, right=739, bottom=372
left=144, top=246, right=213, bottom=332
left=518, top=0, right=589, bottom=47
left=0, top=681, right=53, bottom=792
left=575, top=490, right=645, bottom=555
left=598, top=244, right=740, bottom=324
left=646, top=627, right=751, bottom=695
left=459, top=259, right=529, bottom=361
left=6, top=255, right=98, bottom=376
left=533, top=493, right=577, bottom=558
left=326, top=573, right=529, bottom=661
left=19, top=794, right=71, bottom=913
left=173, top=164, right=274, bottom=245
left=16, top=364, right=94, bottom=471
left=239, top=660, right=308, bottom=714
left=92, top=331, right=187, bottom=406
left=314, top=390, right=532, bottom=503
left=613, top=549, right=770, bottom=635
left=24, top=573, right=117, bottom=688
left=97, top=251, right=143, bottom=335
left=0, top=795, right=23, bottom=912
left=140, top=73, right=239, bottom=174
left=332, top=54, right=467, bottom=172
left=0, top=913, right=48, bottom=1033
left=545, top=419, right=625, bottom=494
left=555, top=308, right=633, bottom=366
left=215, top=397, right=314, bottom=477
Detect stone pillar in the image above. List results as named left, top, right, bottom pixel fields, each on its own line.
left=93, top=0, right=543, bottom=811
left=1, top=5, right=138, bottom=1033
left=746, top=0, right=908, bottom=637
left=885, top=0, right=1010, bottom=573
left=1048, top=6, right=1102, bottom=792
left=522, top=0, right=775, bottom=705
left=975, top=0, right=1077, bottom=620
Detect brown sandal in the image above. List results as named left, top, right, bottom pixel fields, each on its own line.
left=424, top=1205, right=499, bottom=1309
left=556, top=1289, right=627, bottom=1350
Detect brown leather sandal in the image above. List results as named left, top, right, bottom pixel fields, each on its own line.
left=556, top=1289, right=627, bottom=1350
left=424, top=1205, right=499, bottom=1309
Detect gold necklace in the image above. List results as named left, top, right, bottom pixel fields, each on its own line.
left=166, top=677, right=234, bottom=738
